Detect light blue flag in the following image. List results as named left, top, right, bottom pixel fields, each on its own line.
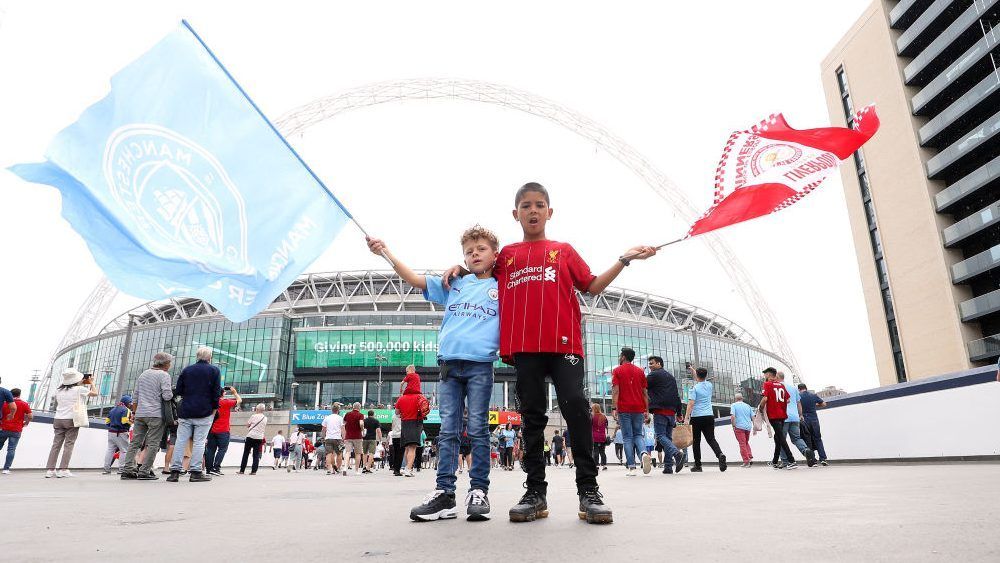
left=9, top=21, right=351, bottom=322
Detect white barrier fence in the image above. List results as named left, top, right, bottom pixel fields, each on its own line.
left=4, top=367, right=999, bottom=470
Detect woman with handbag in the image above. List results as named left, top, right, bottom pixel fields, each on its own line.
left=239, top=404, right=268, bottom=475
left=45, top=368, right=97, bottom=478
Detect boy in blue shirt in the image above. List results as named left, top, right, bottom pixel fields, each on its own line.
left=368, top=225, right=499, bottom=522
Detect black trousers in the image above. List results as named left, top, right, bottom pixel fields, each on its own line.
left=614, top=443, right=623, bottom=462
left=593, top=443, right=607, bottom=466
left=391, top=438, right=402, bottom=472
left=690, top=415, right=723, bottom=466
left=514, top=353, right=598, bottom=494
left=770, top=418, right=795, bottom=464
left=500, top=446, right=513, bottom=467
left=240, top=437, right=263, bottom=473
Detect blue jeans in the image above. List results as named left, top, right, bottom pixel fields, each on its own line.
left=436, top=360, right=494, bottom=493
left=205, top=431, right=230, bottom=472
left=781, top=421, right=809, bottom=462
left=170, top=415, right=213, bottom=472
left=619, top=412, right=645, bottom=469
left=0, top=430, right=21, bottom=470
left=653, top=413, right=680, bottom=459
left=802, top=415, right=827, bottom=460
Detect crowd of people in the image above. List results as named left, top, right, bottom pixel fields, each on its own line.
left=0, top=182, right=834, bottom=527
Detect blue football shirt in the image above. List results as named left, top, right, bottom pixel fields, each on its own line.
left=730, top=401, right=754, bottom=430
left=423, top=274, right=499, bottom=363
left=785, top=384, right=801, bottom=422
left=691, top=381, right=713, bottom=417
left=800, top=391, right=824, bottom=415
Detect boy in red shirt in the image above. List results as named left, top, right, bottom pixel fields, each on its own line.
left=448, top=182, right=656, bottom=524
left=759, top=367, right=796, bottom=469
left=0, top=388, right=32, bottom=473
left=611, top=347, right=651, bottom=476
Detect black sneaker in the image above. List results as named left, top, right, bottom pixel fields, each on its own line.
left=165, top=470, right=180, bottom=482
left=718, top=454, right=727, bottom=472
left=208, top=469, right=224, bottom=476
left=465, top=489, right=491, bottom=521
left=672, top=451, right=685, bottom=474
left=578, top=488, right=613, bottom=524
left=772, top=462, right=786, bottom=470
left=409, top=490, right=457, bottom=522
left=509, top=488, right=548, bottom=522
left=805, top=449, right=816, bottom=467
left=120, top=471, right=138, bottom=480
left=136, top=471, right=159, bottom=480
left=784, top=462, right=799, bottom=470
left=690, top=465, right=703, bottom=472
left=189, top=471, right=212, bottom=482
left=662, top=464, right=673, bottom=474
left=820, top=460, right=829, bottom=467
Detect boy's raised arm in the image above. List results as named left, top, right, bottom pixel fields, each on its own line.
left=366, top=237, right=427, bottom=290
left=587, top=245, right=657, bottom=295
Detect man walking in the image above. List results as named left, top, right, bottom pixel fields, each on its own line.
left=121, top=353, right=174, bottom=480
left=102, top=395, right=132, bottom=474
left=798, top=384, right=829, bottom=466
left=646, top=356, right=684, bottom=475
left=778, top=372, right=815, bottom=467
left=271, top=431, right=286, bottom=470
left=166, top=347, right=222, bottom=483
left=322, top=403, right=345, bottom=475
left=729, top=393, right=754, bottom=467
left=362, top=410, right=381, bottom=473
left=0, top=388, right=32, bottom=474
left=289, top=427, right=306, bottom=471
left=612, top=347, right=650, bottom=476
left=205, top=386, right=241, bottom=476
left=344, top=402, right=365, bottom=476
left=759, top=367, right=797, bottom=470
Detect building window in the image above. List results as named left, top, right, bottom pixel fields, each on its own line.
left=837, top=66, right=906, bottom=383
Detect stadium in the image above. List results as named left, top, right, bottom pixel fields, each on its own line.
left=34, top=270, right=793, bottom=420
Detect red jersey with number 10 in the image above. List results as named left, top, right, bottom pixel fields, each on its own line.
left=494, top=240, right=596, bottom=361
left=762, top=380, right=790, bottom=420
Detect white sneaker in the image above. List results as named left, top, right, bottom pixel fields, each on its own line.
left=45, top=470, right=55, bottom=478
left=355, top=470, right=361, bottom=476
left=402, top=469, right=414, bottom=477
left=641, top=452, right=652, bottom=475
left=1, top=469, right=9, bottom=475
left=626, top=468, right=636, bottom=477
left=59, top=470, right=75, bottom=478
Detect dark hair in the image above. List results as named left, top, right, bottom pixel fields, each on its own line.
left=10, top=388, right=21, bottom=397
left=797, top=384, right=807, bottom=390
left=695, top=368, right=708, bottom=379
left=620, top=347, right=636, bottom=362
left=648, top=355, right=664, bottom=367
left=367, top=410, right=375, bottom=416
left=515, top=182, right=550, bottom=206
left=762, top=367, right=777, bottom=375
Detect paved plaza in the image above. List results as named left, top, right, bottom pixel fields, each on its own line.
left=3, top=462, right=998, bottom=561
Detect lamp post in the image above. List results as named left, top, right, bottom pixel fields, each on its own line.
left=286, top=381, right=300, bottom=439
left=375, top=353, right=387, bottom=406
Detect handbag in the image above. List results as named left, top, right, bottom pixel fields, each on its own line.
left=672, top=423, right=693, bottom=449
left=72, top=393, right=90, bottom=428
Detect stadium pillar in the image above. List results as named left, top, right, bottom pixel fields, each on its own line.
left=112, top=314, right=136, bottom=406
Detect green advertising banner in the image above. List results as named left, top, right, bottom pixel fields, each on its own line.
left=295, top=329, right=440, bottom=369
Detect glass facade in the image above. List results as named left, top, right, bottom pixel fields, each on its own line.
left=41, top=284, right=794, bottom=418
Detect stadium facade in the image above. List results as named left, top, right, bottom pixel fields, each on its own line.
left=37, top=271, right=793, bottom=418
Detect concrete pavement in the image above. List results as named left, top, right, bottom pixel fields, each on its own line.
left=2, top=462, right=998, bottom=561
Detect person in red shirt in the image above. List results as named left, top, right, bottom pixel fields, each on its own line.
left=1, top=388, right=32, bottom=473
left=759, top=367, right=796, bottom=469
left=395, top=373, right=427, bottom=476
left=611, top=347, right=651, bottom=476
left=447, top=182, right=656, bottom=524
left=205, top=386, right=240, bottom=476
left=343, top=403, right=366, bottom=475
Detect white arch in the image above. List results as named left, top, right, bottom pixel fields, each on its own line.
left=276, top=78, right=799, bottom=371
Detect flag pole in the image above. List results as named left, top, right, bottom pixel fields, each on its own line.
left=350, top=216, right=396, bottom=267
left=619, top=236, right=686, bottom=262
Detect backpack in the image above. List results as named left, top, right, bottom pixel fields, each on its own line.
left=417, top=396, right=431, bottom=419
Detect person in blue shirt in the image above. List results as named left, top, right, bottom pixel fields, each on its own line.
left=683, top=366, right=726, bottom=472
left=798, top=384, right=829, bottom=465
left=729, top=393, right=755, bottom=467
left=102, top=395, right=133, bottom=474
left=368, top=225, right=499, bottom=522
left=778, top=372, right=816, bottom=467
left=612, top=424, right=624, bottom=465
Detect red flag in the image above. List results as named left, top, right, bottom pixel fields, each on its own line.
left=687, top=105, right=879, bottom=237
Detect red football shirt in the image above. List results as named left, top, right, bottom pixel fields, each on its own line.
left=494, top=240, right=596, bottom=359
left=1, top=399, right=31, bottom=432
left=612, top=363, right=647, bottom=413
left=210, top=398, right=238, bottom=434
left=344, top=410, right=365, bottom=439
left=762, top=380, right=790, bottom=420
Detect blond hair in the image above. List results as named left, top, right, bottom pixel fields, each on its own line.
left=460, top=224, right=499, bottom=251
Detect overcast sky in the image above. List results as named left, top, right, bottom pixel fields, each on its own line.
left=0, top=0, right=878, bottom=394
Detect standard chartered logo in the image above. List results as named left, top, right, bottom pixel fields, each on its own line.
left=313, top=340, right=438, bottom=355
